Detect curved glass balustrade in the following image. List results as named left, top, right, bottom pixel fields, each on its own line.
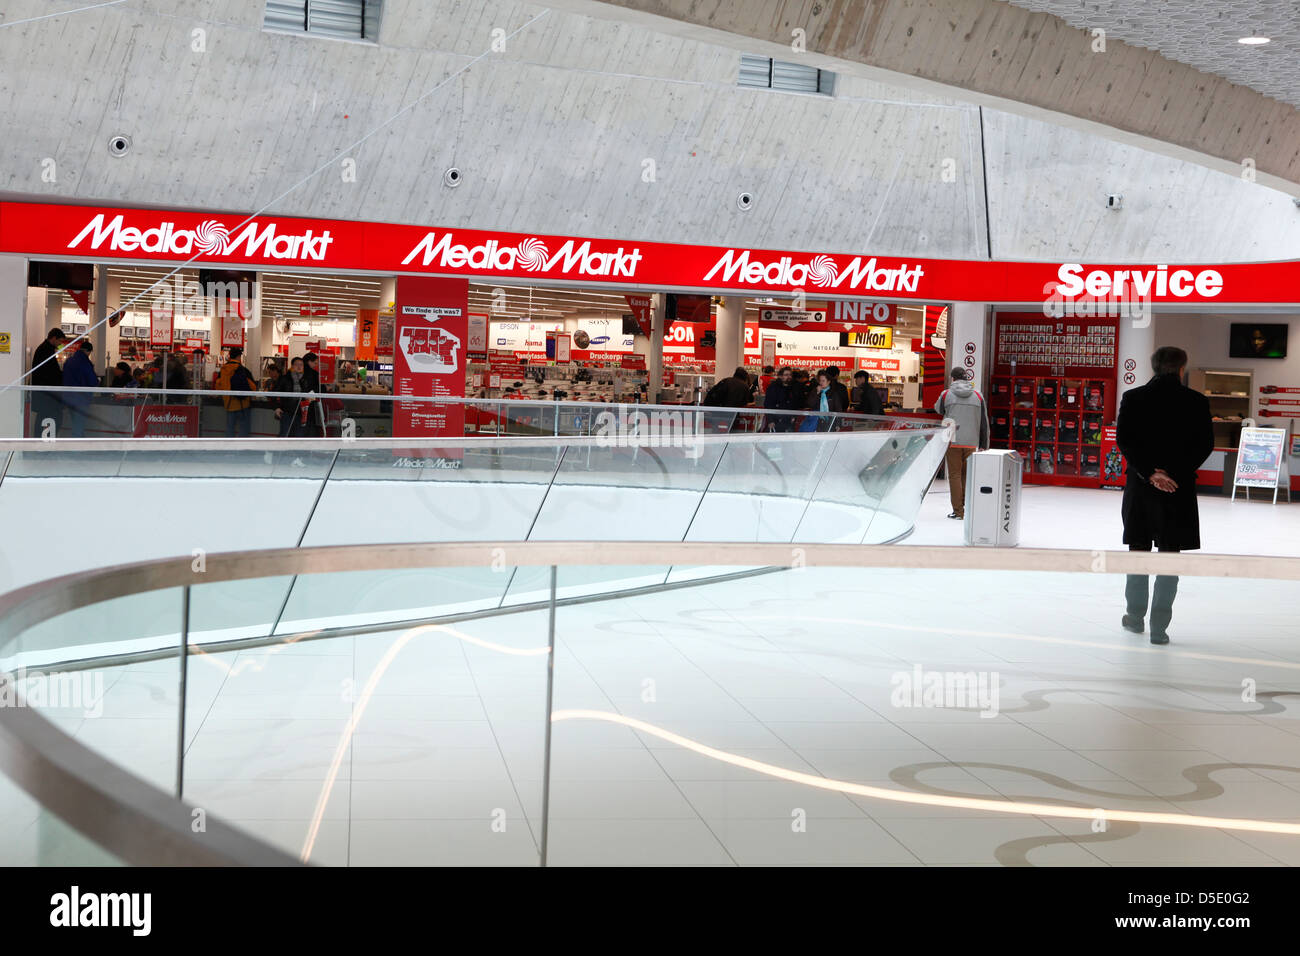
left=2, top=541, right=1298, bottom=867
left=0, top=405, right=950, bottom=607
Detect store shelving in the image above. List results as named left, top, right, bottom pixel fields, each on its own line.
left=1188, top=368, right=1251, bottom=449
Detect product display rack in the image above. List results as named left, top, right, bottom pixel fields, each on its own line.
left=1188, top=368, right=1252, bottom=449
left=989, top=313, right=1120, bottom=488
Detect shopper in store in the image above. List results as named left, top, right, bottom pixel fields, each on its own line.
left=702, top=366, right=752, bottom=408
left=301, top=352, right=325, bottom=437
left=851, top=370, right=885, bottom=417
left=1115, top=346, right=1214, bottom=646
left=29, top=327, right=68, bottom=435
left=823, top=367, right=851, bottom=412
left=791, top=369, right=812, bottom=410
left=165, top=354, right=190, bottom=392
left=934, top=367, right=990, bottom=520
left=763, top=366, right=798, bottom=432
left=701, top=366, right=754, bottom=433
left=804, top=369, right=848, bottom=431
left=274, top=356, right=310, bottom=437
left=217, top=347, right=259, bottom=438
left=60, top=338, right=100, bottom=438
left=110, top=362, right=132, bottom=389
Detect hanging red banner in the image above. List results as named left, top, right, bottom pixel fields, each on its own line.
left=392, top=276, right=469, bottom=448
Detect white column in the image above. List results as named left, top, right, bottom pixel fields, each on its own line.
left=948, top=301, right=989, bottom=388
left=647, top=293, right=666, bottom=403
left=714, top=295, right=745, bottom=383
left=1117, top=313, right=1155, bottom=399
left=0, top=255, right=30, bottom=436
left=45, top=288, right=62, bottom=332
left=244, top=276, right=270, bottom=369
left=379, top=277, right=396, bottom=313
left=103, top=274, right=121, bottom=367
left=90, top=265, right=108, bottom=381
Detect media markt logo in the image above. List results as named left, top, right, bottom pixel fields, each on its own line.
left=401, top=231, right=643, bottom=278
left=66, top=213, right=335, bottom=261
left=702, top=249, right=924, bottom=292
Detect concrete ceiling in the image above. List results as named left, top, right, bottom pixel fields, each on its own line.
left=1006, top=0, right=1300, bottom=109
left=555, top=0, right=1300, bottom=192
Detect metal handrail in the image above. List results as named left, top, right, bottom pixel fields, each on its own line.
left=9, top=384, right=941, bottom=427
left=1, top=539, right=1297, bottom=867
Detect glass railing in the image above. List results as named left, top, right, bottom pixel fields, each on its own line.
left=2, top=385, right=931, bottom=440
left=2, top=541, right=1298, bottom=866
left=0, top=419, right=951, bottom=602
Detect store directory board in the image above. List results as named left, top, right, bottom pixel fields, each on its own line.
left=392, top=276, right=469, bottom=449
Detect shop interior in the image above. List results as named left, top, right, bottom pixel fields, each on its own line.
left=31, top=265, right=930, bottom=423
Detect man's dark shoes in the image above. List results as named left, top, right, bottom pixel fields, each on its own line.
left=1150, top=632, right=1170, bottom=645
left=1121, top=614, right=1144, bottom=634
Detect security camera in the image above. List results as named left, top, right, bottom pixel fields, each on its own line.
left=108, top=135, right=132, bottom=157
left=737, top=191, right=754, bottom=211
left=443, top=167, right=462, bottom=188
left=1106, top=193, right=1123, bottom=210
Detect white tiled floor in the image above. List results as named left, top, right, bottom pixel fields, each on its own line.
left=5, top=483, right=1299, bottom=866
left=910, top=479, right=1300, bottom=555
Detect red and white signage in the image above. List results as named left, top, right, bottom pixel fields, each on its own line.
left=133, top=405, right=199, bottom=437
left=219, top=304, right=246, bottom=348
left=393, top=276, right=468, bottom=441
left=467, top=312, right=488, bottom=357
left=299, top=303, right=328, bottom=316
left=625, top=295, right=652, bottom=337
left=149, top=306, right=173, bottom=348
left=6, top=201, right=1300, bottom=305
left=856, top=356, right=902, bottom=372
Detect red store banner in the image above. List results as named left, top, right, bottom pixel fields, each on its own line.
left=6, top=201, right=1300, bottom=305
left=133, top=405, right=199, bottom=437
left=392, top=276, right=468, bottom=446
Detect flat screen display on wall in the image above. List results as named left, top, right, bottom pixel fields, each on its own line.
left=1229, top=323, right=1288, bottom=359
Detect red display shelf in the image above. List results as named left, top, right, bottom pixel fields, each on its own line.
left=990, top=312, right=1119, bottom=488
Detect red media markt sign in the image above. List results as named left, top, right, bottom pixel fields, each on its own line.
left=3, top=201, right=1300, bottom=305
left=133, top=405, right=199, bottom=438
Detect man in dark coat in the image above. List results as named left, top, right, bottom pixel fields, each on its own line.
left=703, top=366, right=753, bottom=408
left=763, top=366, right=798, bottom=432
left=29, top=328, right=67, bottom=435
left=1115, top=346, right=1214, bottom=645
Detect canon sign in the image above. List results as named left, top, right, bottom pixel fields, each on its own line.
left=66, top=214, right=335, bottom=261
left=402, top=232, right=643, bottom=277
left=703, top=250, right=924, bottom=293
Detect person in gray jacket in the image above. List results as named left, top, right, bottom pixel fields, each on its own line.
left=934, top=367, right=990, bottom=519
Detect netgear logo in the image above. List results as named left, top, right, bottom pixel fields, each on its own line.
left=702, top=249, right=924, bottom=292
left=401, top=232, right=643, bottom=277
left=66, top=214, right=335, bottom=261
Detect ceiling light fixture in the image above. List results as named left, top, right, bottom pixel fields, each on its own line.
left=1237, top=36, right=1271, bottom=45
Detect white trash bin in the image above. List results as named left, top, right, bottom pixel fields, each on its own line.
left=964, top=449, right=1023, bottom=547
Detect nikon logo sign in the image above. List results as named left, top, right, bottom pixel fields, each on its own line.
left=844, top=326, right=893, bottom=349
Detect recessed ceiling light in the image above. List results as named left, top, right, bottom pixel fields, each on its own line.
left=1238, top=36, right=1271, bottom=45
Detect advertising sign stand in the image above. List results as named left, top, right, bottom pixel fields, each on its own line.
left=1232, top=424, right=1291, bottom=503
